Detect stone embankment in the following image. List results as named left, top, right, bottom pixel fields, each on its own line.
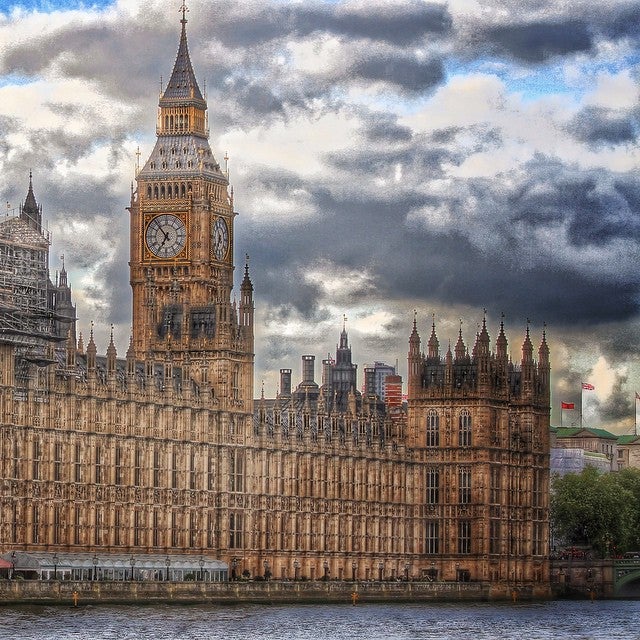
left=0, top=580, right=530, bottom=605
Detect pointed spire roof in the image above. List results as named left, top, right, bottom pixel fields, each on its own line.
left=496, top=313, right=508, bottom=358
left=427, top=315, right=439, bottom=359
left=538, top=325, right=550, bottom=364
left=454, top=321, right=466, bottom=361
left=339, top=315, right=349, bottom=349
left=160, top=7, right=205, bottom=107
left=522, top=321, right=533, bottom=363
left=241, top=254, right=253, bottom=292
left=20, top=170, right=42, bottom=232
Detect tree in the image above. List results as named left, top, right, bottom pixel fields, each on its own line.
left=551, top=467, right=640, bottom=557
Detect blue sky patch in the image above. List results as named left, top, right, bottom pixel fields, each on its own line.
left=0, top=0, right=114, bottom=13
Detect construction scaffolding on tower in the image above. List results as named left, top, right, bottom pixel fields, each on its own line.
left=0, top=213, right=62, bottom=396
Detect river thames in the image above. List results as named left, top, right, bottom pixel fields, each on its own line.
left=0, top=600, right=637, bottom=640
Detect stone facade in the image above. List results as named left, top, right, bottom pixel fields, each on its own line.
left=0, top=14, right=551, bottom=591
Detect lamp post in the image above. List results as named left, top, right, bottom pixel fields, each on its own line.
left=323, top=560, right=329, bottom=581
left=52, top=553, right=58, bottom=580
left=231, top=557, right=238, bottom=581
left=293, top=559, right=300, bottom=581
left=199, top=556, right=205, bottom=582
left=351, top=561, right=357, bottom=582
left=430, top=561, right=436, bottom=581
left=378, top=562, right=383, bottom=582
left=165, top=556, right=171, bottom=582
left=92, top=554, right=98, bottom=581
left=455, top=562, right=460, bottom=582
left=129, top=555, right=136, bottom=582
left=10, top=551, right=15, bottom=580
left=263, top=560, right=270, bottom=581
left=404, top=562, right=410, bottom=582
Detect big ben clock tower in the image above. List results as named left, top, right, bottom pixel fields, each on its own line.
left=129, top=6, right=253, bottom=408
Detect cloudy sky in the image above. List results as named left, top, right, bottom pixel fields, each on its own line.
left=1, top=0, right=640, bottom=430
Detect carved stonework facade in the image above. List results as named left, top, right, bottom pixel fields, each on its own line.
left=0, top=15, right=550, bottom=592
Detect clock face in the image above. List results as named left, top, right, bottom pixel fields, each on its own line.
left=212, top=217, right=229, bottom=261
left=146, top=214, right=187, bottom=259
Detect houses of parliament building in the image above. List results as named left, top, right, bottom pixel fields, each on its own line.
left=0, top=12, right=551, bottom=595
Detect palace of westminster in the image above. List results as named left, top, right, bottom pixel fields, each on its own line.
left=0, top=13, right=551, bottom=593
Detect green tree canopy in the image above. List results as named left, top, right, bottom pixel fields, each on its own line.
left=551, top=467, right=640, bottom=557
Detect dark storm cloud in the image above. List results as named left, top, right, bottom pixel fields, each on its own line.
left=598, top=373, right=634, bottom=422
left=482, top=20, right=593, bottom=62
left=349, top=55, right=444, bottom=94
left=213, top=1, right=452, bottom=48
left=570, top=106, right=638, bottom=146
left=1, top=20, right=172, bottom=101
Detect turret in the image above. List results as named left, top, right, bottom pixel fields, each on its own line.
left=240, top=257, right=254, bottom=335
left=106, top=326, right=117, bottom=380
left=427, top=316, right=439, bottom=361
left=19, top=171, right=42, bottom=232
left=408, top=313, right=421, bottom=397
left=538, top=327, right=550, bottom=395
left=86, top=324, right=97, bottom=377
left=454, top=323, right=466, bottom=363
left=521, top=323, right=535, bottom=394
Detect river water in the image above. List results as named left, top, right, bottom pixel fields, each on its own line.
left=0, top=600, right=637, bottom=640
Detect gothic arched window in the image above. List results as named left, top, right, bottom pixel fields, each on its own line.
left=426, top=410, right=439, bottom=447
left=459, top=410, right=472, bottom=447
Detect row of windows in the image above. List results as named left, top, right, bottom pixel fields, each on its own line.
left=19, top=504, right=217, bottom=549
left=426, top=410, right=472, bottom=447
left=7, top=441, right=246, bottom=493
left=425, top=520, right=545, bottom=556
left=426, top=467, right=471, bottom=505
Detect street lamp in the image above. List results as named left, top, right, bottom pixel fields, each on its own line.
left=199, top=556, right=205, bottom=582
left=378, top=562, right=383, bottom=582
left=430, top=561, right=436, bottom=582
left=52, top=553, right=58, bottom=580
left=323, top=560, right=329, bottom=581
left=165, top=556, right=171, bottom=582
left=263, top=560, right=270, bottom=581
left=352, top=561, right=357, bottom=582
left=293, top=559, right=300, bottom=581
left=129, top=555, right=136, bottom=582
left=92, top=554, right=98, bottom=581
left=404, top=562, right=410, bottom=582
left=231, top=557, right=238, bottom=581
left=455, top=562, right=460, bottom=582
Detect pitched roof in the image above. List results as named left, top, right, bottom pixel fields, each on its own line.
left=555, top=426, right=618, bottom=440
left=160, top=17, right=205, bottom=107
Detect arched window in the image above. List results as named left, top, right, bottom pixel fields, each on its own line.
left=459, top=410, right=472, bottom=447
left=181, top=184, right=186, bottom=197
left=147, top=186, right=152, bottom=199
left=153, top=185, right=159, bottom=198
left=160, top=185, right=165, bottom=198
left=426, top=410, right=439, bottom=447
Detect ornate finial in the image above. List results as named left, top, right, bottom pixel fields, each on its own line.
left=60, top=253, right=65, bottom=271
left=29, top=169, right=32, bottom=182
left=135, top=146, right=141, bottom=177
left=343, top=314, right=347, bottom=331
left=180, top=0, right=189, bottom=24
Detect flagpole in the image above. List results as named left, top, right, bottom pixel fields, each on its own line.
left=580, top=385, right=583, bottom=429
left=561, top=404, right=563, bottom=428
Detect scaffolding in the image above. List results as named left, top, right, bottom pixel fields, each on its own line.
left=0, top=216, right=59, bottom=392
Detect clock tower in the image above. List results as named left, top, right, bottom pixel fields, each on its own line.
left=128, top=9, right=253, bottom=407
